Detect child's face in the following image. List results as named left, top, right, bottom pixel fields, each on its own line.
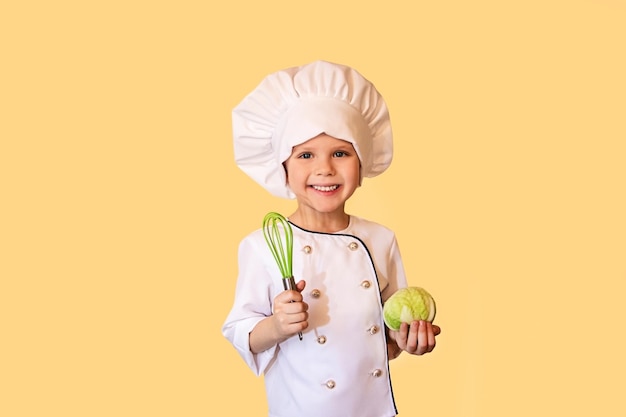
left=284, top=133, right=361, bottom=216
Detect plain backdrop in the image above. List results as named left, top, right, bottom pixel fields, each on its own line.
left=2, top=1, right=625, bottom=416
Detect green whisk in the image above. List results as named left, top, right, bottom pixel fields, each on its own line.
left=262, top=212, right=302, bottom=340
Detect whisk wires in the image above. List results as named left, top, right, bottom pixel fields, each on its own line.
left=262, top=212, right=293, bottom=279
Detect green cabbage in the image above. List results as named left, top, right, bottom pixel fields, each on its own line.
left=383, top=287, right=436, bottom=331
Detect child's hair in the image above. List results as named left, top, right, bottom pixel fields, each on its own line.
left=232, top=60, right=394, bottom=199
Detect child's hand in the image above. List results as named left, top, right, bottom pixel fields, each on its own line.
left=271, top=280, right=309, bottom=340
left=388, top=321, right=440, bottom=356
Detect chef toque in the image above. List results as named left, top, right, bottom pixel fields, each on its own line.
left=232, top=60, right=393, bottom=199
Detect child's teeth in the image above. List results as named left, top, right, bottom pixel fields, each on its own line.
left=313, top=185, right=338, bottom=191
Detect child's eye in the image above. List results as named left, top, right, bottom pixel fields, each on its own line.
left=333, top=151, right=348, bottom=157
left=298, top=152, right=313, bottom=159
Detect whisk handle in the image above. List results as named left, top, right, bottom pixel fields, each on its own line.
left=282, top=276, right=296, bottom=291
left=282, top=276, right=303, bottom=341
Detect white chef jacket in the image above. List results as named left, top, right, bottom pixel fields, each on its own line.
left=222, top=215, right=408, bottom=417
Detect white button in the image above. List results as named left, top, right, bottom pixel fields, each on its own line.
left=348, top=242, right=359, bottom=251
left=325, top=380, right=336, bottom=389
left=310, top=289, right=321, bottom=298
left=368, top=325, right=379, bottom=335
left=317, top=335, right=327, bottom=344
left=371, top=369, right=383, bottom=378
left=303, top=245, right=312, bottom=254
left=360, top=280, right=371, bottom=289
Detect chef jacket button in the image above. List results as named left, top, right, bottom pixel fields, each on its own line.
left=360, top=280, right=371, bottom=289
left=371, top=369, right=383, bottom=378
left=325, top=380, right=336, bottom=389
left=303, top=245, right=312, bottom=254
left=368, top=325, right=379, bottom=335
left=317, top=335, right=327, bottom=344
left=310, top=289, right=321, bottom=298
left=348, top=242, right=359, bottom=251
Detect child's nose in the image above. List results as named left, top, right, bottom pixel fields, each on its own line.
left=315, top=159, right=334, bottom=176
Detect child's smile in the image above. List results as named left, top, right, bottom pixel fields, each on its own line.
left=310, top=184, right=340, bottom=192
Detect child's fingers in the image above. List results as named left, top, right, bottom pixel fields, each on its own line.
left=406, top=321, right=420, bottom=353
left=409, top=321, right=425, bottom=355
left=425, top=322, right=437, bottom=352
left=400, top=321, right=428, bottom=355
left=272, top=305, right=308, bottom=334
left=276, top=288, right=304, bottom=304
left=282, top=300, right=308, bottom=315
left=413, top=321, right=436, bottom=355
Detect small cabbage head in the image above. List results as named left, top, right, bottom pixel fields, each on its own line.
left=383, top=286, right=436, bottom=331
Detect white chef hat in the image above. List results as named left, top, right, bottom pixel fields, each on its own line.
left=232, top=60, right=393, bottom=199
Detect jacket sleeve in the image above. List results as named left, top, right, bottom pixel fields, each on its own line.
left=380, top=233, right=408, bottom=302
left=221, top=231, right=280, bottom=376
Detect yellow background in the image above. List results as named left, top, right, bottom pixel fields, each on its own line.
left=2, top=1, right=625, bottom=416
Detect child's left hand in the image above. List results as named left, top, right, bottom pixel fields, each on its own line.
left=388, top=321, right=441, bottom=356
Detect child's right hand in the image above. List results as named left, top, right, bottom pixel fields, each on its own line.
left=249, top=280, right=309, bottom=353
left=271, top=279, right=309, bottom=340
